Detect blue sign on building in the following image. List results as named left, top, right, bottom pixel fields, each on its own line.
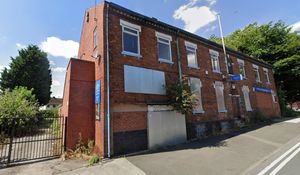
left=95, top=80, right=101, bottom=104
left=230, top=74, right=243, bottom=81
left=253, top=86, right=272, bottom=94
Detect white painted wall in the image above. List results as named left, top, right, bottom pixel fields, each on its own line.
left=148, top=105, right=187, bottom=149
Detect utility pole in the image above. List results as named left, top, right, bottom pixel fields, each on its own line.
left=217, top=14, right=229, bottom=74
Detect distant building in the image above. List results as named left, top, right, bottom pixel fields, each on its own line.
left=61, top=2, right=281, bottom=157
left=40, top=97, right=62, bottom=110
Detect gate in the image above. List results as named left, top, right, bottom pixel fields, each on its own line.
left=0, top=116, right=65, bottom=168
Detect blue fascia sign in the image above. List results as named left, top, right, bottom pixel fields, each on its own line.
left=253, top=86, right=272, bottom=94
left=230, top=74, right=243, bottom=81
left=95, top=80, right=101, bottom=104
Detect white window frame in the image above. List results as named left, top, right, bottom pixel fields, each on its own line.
left=253, top=64, right=261, bottom=83
left=242, top=86, right=252, bottom=111
left=93, top=27, right=97, bottom=49
left=189, top=77, right=204, bottom=114
left=156, top=31, right=173, bottom=64
left=120, top=19, right=141, bottom=57
left=209, top=49, right=221, bottom=73
left=237, top=59, right=246, bottom=78
left=214, top=81, right=227, bottom=112
left=263, top=68, right=270, bottom=84
left=185, top=41, right=198, bottom=68
left=272, top=91, right=277, bottom=103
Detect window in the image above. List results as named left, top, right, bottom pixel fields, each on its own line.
left=124, top=65, right=166, bottom=95
left=272, top=91, right=277, bottom=103
left=185, top=41, right=198, bottom=68
left=93, top=27, right=97, bottom=49
left=237, top=59, right=246, bottom=78
left=242, top=86, right=252, bottom=111
left=190, top=77, right=204, bottom=113
left=120, top=19, right=141, bottom=56
left=156, top=32, right=172, bottom=63
left=209, top=50, right=220, bottom=73
left=263, top=68, right=270, bottom=84
left=227, top=55, right=234, bottom=75
left=214, top=81, right=227, bottom=112
left=253, top=64, right=261, bottom=82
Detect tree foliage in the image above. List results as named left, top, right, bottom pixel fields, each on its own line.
left=167, top=77, right=197, bottom=115
left=210, top=21, right=300, bottom=103
left=0, top=45, right=52, bottom=105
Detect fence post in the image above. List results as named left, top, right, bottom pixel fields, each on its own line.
left=7, top=118, right=15, bottom=166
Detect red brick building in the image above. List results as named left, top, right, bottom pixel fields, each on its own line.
left=61, top=2, right=281, bottom=157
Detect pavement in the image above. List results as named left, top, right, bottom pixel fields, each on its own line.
left=0, top=117, right=300, bottom=175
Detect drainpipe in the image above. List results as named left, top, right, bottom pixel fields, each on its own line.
left=105, top=3, right=111, bottom=158
left=176, top=31, right=183, bottom=83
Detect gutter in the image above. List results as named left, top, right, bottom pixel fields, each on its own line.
left=176, top=32, right=183, bottom=83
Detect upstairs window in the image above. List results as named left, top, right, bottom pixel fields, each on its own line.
left=263, top=68, right=270, bottom=84
left=227, top=55, right=234, bottom=75
left=190, top=77, right=204, bottom=113
left=214, top=81, right=227, bottom=112
left=237, top=59, right=246, bottom=78
left=209, top=49, right=220, bottom=73
left=93, top=27, right=97, bottom=49
left=253, top=64, right=261, bottom=82
left=156, top=32, right=172, bottom=63
left=120, top=20, right=141, bottom=57
left=185, top=41, right=198, bottom=68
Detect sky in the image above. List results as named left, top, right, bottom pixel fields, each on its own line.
left=0, top=0, right=299, bottom=98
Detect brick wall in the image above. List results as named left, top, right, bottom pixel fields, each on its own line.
left=61, top=59, right=95, bottom=149
left=63, top=2, right=281, bottom=156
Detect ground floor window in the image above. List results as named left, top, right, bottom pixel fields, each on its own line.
left=242, top=86, right=252, bottom=111
left=190, top=77, right=204, bottom=113
left=214, top=81, right=227, bottom=112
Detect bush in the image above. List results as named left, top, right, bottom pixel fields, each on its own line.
left=166, top=77, right=197, bottom=114
left=88, top=154, right=101, bottom=166
left=0, top=87, right=39, bottom=134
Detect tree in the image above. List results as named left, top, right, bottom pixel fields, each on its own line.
left=0, top=45, right=52, bottom=105
left=210, top=21, right=300, bottom=103
left=0, top=87, right=39, bottom=134
left=167, top=77, right=197, bottom=114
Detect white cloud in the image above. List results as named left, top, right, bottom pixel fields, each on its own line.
left=49, top=60, right=55, bottom=66
left=206, top=0, right=217, bottom=6
left=52, top=80, right=61, bottom=87
left=41, top=36, right=79, bottom=59
left=173, top=0, right=217, bottom=33
left=291, top=21, right=300, bottom=32
left=51, top=67, right=66, bottom=73
left=16, top=43, right=26, bottom=49
left=205, top=25, right=217, bottom=32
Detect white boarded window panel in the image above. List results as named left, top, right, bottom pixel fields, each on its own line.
left=214, top=81, right=226, bottom=112
left=190, top=77, right=204, bottom=113
left=124, top=65, right=166, bottom=95
left=242, top=86, right=252, bottom=111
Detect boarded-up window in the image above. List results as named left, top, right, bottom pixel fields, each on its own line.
left=242, top=86, right=252, bottom=111
left=214, top=81, right=227, bottom=112
left=124, top=65, right=166, bottom=95
left=190, top=77, right=204, bottom=113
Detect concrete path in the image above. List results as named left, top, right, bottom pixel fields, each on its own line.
left=1, top=118, right=300, bottom=175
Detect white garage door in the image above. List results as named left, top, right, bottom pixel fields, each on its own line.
left=148, top=105, right=187, bottom=149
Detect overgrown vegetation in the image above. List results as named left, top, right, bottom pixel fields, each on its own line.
left=0, top=86, right=39, bottom=134
left=63, top=133, right=101, bottom=165
left=166, top=77, right=197, bottom=114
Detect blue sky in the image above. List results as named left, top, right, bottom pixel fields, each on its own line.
left=0, top=0, right=299, bottom=98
